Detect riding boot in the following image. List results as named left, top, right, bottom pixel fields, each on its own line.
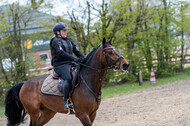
left=62, top=80, right=73, bottom=110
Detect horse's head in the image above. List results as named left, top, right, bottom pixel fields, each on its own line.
left=101, top=38, right=129, bottom=71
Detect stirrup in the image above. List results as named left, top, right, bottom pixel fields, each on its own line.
left=64, top=100, right=73, bottom=110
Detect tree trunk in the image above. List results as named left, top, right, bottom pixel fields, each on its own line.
left=179, top=3, right=185, bottom=72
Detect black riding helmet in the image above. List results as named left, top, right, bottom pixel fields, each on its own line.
left=53, top=22, right=69, bottom=34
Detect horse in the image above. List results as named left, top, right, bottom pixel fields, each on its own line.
left=5, top=38, right=129, bottom=126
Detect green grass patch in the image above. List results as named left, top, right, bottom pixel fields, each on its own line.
left=102, top=67, right=190, bottom=98
left=0, top=107, right=5, bottom=118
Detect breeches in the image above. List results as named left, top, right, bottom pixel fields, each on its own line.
left=54, top=64, right=72, bottom=84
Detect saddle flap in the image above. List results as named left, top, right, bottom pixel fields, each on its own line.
left=41, top=75, right=63, bottom=96
left=41, top=68, right=79, bottom=97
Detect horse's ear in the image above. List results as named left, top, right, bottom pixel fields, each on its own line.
left=102, top=37, right=106, bottom=48
left=108, top=37, right=112, bottom=44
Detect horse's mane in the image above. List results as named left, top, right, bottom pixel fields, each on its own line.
left=84, top=42, right=112, bottom=64
left=84, top=45, right=101, bottom=63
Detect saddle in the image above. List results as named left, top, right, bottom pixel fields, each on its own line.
left=41, top=67, right=79, bottom=96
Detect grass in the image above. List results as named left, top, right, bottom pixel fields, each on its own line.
left=102, top=67, right=190, bottom=98
left=1, top=67, right=190, bottom=118
left=0, top=107, right=5, bottom=118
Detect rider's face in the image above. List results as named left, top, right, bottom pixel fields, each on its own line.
left=60, top=29, right=67, bottom=38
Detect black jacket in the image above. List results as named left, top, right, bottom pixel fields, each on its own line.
left=50, top=36, right=85, bottom=67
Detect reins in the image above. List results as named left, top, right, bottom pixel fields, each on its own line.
left=78, top=62, right=108, bottom=104
left=78, top=45, right=124, bottom=104
left=78, top=62, right=111, bottom=72
left=79, top=73, right=101, bottom=103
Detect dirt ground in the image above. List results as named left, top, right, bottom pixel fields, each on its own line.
left=1, top=78, right=190, bottom=126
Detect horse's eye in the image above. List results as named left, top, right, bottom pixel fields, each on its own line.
left=108, top=51, right=112, bottom=55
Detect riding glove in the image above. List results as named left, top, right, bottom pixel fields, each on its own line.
left=74, top=57, right=85, bottom=63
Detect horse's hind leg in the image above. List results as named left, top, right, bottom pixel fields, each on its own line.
left=20, top=83, right=41, bottom=126
left=21, top=97, right=40, bottom=126
left=29, top=110, right=40, bottom=126
left=38, top=107, right=56, bottom=126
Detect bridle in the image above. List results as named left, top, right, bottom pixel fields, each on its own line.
left=79, top=45, right=125, bottom=104
left=79, top=45, right=124, bottom=71
left=101, top=46, right=124, bottom=70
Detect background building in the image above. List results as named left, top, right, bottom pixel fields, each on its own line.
left=0, top=4, right=56, bottom=76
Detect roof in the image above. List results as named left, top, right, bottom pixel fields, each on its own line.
left=0, top=4, right=56, bottom=36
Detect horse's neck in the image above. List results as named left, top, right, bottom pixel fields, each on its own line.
left=81, top=49, right=106, bottom=94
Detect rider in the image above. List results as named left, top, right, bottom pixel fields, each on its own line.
left=50, top=22, right=85, bottom=110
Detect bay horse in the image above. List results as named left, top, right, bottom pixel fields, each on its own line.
left=5, top=38, right=129, bottom=126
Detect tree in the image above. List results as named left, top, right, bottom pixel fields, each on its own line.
left=176, top=1, right=190, bottom=72
left=31, top=0, right=44, bottom=9
left=0, top=0, right=52, bottom=84
left=0, top=3, right=30, bottom=84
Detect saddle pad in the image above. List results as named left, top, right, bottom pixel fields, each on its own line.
left=41, top=74, right=63, bottom=96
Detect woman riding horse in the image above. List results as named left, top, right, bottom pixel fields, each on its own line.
left=50, top=22, right=85, bottom=110
left=5, top=37, right=129, bottom=126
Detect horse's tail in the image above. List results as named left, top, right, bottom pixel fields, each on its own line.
left=5, top=82, right=27, bottom=126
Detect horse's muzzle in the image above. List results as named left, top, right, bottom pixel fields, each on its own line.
left=121, top=63, right=129, bottom=71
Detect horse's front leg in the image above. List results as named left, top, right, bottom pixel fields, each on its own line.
left=76, top=113, right=92, bottom=126
left=89, top=111, right=97, bottom=124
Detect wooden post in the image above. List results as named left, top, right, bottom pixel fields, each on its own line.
left=139, top=70, right=143, bottom=86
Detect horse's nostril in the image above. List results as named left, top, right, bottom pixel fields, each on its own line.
left=122, top=63, right=129, bottom=70
left=127, top=63, right=129, bottom=67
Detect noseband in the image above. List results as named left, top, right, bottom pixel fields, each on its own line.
left=101, top=46, right=124, bottom=69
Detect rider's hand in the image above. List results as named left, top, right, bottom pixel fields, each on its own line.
left=74, top=57, right=85, bottom=63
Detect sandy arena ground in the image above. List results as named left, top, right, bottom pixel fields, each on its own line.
left=1, top=78, right=190, bottom=126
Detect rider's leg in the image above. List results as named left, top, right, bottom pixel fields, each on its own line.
left=62, top=80, right=72, bottom=110
left=54, top=64, right=73, bottom=110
